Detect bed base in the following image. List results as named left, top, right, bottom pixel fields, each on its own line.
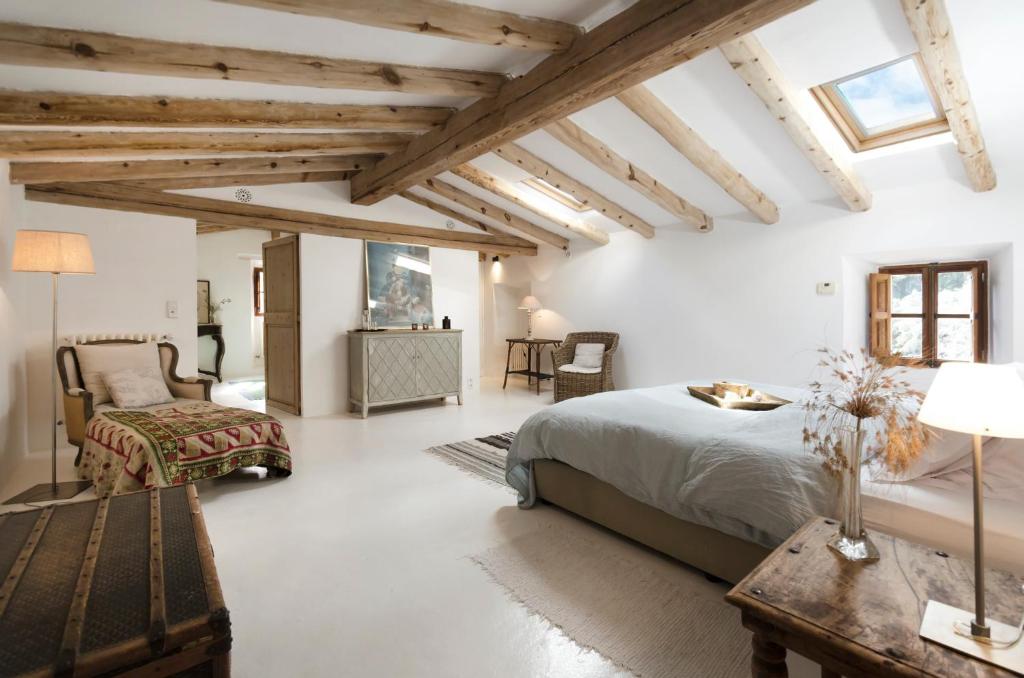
left=533, top=459, right=771, bottom=585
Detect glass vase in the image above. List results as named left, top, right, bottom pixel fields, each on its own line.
left=827, top=427, right=880, bottom=562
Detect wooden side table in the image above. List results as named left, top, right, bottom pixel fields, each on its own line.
left=503, top=338, right=562, bottom=395
left=198, top=323, right=226, bottom=382
left=726, top=517, right=1022, bottom=677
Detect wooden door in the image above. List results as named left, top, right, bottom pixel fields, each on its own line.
left=263, top=236, right=301, bottom=415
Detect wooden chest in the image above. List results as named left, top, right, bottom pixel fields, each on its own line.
left=0, top=485, right=230, bottom=677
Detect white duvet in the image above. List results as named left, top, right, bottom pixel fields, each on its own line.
left=507, top=382, right=845, bottom=549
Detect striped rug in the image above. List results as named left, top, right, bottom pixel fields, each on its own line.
left=425, top=432, right=515, bottom=486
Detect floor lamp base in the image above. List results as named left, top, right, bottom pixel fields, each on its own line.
left=920, top=600, right=1024, bottom=672
left=3, top=480, right=93, bottom=505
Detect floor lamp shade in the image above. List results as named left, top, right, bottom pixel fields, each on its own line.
left=11, top=230, right=95, bottom=274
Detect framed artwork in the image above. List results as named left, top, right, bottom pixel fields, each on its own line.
left=364, top=241, right=433, bottom=328
left=197, top=280, right=211, bottom=324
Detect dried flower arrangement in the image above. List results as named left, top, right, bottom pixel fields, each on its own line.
left=803, top=347, right=929, bottom=477
left=210, top=297, right=232, bottom=323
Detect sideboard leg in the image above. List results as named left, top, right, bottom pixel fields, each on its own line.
left=361, top=404, right=368, bottom=419
left=457, top=393, right=463, bottom=405
left=751, top=633, right=788, bottom=677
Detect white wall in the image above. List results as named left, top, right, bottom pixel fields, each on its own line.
left=300, top=234, right=481, bottom=417
left=479, top=259, right=530, bottom=379
left=505, top=173, right=1024, bottom=391
left=0, top=163, right=27, bottom=483
left=197, top=228, right=270, bottom=380
left=22, top=201, right=198, bottom=451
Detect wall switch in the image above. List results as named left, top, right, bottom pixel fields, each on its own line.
left=166, top=300, right=179, bottom=319
left=816, top=282, right=837, bottom=296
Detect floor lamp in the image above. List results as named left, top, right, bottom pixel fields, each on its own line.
left=916, top=362, right=1024, bottom=670
left=6, top=230, right=95, bottom=504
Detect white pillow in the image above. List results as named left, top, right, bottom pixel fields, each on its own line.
left=102, top=367, right=175, bottom=409
left=572, top=343, right=605, bottom=369
left=558, top=364, right=602, bottom=374
left=75, top=342, right=163, bottom=405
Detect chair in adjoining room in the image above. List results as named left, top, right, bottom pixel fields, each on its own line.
left=551, top=332, right=619, bottom=403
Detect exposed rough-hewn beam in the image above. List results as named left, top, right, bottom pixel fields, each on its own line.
left=899, top=0, right=995, bottom=192
left=546, top=119, right=712, bottom=231
left=0, top=131, right=412, bottom=158
left=719, top=35, right=872, bottom=211
left=617, top=85, right=779, bottom=224
left=25, top=182, right=536, bottom=256
left=215, top=0, right=581, bottom=52
left=10, top=155, right=376, bottom=184
left=350, top=0, right=813, bottom=204
left=197, top=223, right=241, bottom=235
left=492, top=143, right=654, bottom=238
left=0, top=22, right=505, bottom=98
left=122, top=171, right=351, bottom=190
left=0, top=90, right=452, bottom=131
left=398, top=189, right=526, bottom=243
left=420, top=178, right=569, bottom=250
left=451, top=164, right=608, bottom=245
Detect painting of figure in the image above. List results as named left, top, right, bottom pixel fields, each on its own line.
left=365, top=241, right=434, bottom=328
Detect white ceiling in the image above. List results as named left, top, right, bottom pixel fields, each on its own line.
left=1, top=0, right=1020, bottom=241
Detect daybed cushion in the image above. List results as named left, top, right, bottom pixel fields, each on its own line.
left=75, top=342, right=163, bottom=405
left=103, top=366, right=175, bottom=408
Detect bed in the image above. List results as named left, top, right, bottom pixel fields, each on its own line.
left=507, top=381, right=1024, bottom=582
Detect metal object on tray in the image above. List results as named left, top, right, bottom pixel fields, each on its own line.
left=687, top=385, right=791, bottom=411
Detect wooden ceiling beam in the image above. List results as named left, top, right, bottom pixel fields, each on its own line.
left=196, top=223, right=241, bottom=235
left=0, top=131, right=412, bottom=158
left=419, top=178, right=569, bottom=250
left=0, top=90, right=453, bottom=131
left=451, top=164, right=608, bottom=245
left=215, top=0, right=581, bottom=52
left=546, top=119, right=712, bottom=231
left=349, top=0, right=814, bottom=204
left=492, top=143, right=654, bottom=238
left=25, top=182, right=536, bottom=256
left=719, top=35, right=872, bottom=211
left=397, top=190, right=529, bottom=244
left=0, top=22, right=505, bottom=98
left=617, top=85, right=779, bottom=224
left=121, top=171, right=351, bottom=190
left=10, top=155, right=376, bottom=184
left=899, top=0, right=995, bottom=192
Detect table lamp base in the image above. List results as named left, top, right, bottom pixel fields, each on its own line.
left=920, top=600, right=1024, bottom=672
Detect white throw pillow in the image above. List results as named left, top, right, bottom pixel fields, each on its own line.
left=102, top=367, right=175, bottom=409
left=572, top=343, right=605, bottom=370
left=558, top=364, right=602, bottom=375
left=870, top=425, right=976, bottom=482
left=75, top=342, right=163, bottom=405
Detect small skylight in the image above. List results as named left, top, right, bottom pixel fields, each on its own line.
left=522, top=178, right=590, bottom=212
left=811, top=54, right=949, bottom=152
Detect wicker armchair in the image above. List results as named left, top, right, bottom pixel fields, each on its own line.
left=552, top=332, right=619, bottom=403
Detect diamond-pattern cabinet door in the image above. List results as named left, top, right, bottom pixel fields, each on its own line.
left=368, top=336, right=419, bottom=402
left=416, top=334, right=460, bottom=395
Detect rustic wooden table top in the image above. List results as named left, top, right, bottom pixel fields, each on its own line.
left=726, top=517, right=1023, bottom=677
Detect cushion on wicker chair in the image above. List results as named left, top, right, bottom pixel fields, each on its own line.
left=572, top=343, right=605, bottom=369
left=559, top=364, right=602, bottom=374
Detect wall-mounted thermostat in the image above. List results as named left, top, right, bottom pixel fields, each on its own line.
left=816, top=282, right=836, bottom=296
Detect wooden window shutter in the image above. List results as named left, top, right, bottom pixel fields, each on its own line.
left=868, top=273, right=891, bottom=357
left=971, top=266, right=983, bottom=362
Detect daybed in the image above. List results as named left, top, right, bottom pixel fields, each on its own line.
left=59, top=338, right=292, bottom=496
left=508, top=381, right=1024, bottom=583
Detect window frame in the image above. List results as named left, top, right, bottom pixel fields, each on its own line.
left=253, top=266, right=265, bottom=317
left=878, top=260, right=988, bottom=366
left=811, top=54, right=950, bottom=153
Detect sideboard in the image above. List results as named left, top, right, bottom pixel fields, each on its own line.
left=348, top=329, right=463, bottom=418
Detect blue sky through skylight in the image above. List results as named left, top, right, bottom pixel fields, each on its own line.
left=835, top=57, right=938, bottom=134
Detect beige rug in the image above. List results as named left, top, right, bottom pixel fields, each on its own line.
left=472, top=524, right=751, bottom=678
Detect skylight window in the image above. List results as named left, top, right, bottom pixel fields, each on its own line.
left=522, top=178, right=590, bottom=212
left=811, top=54, right=949, bottom=152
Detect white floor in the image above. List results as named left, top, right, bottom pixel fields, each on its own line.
left=2, top=378, right=816, bottom=677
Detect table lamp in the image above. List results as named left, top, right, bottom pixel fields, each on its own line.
left=916, top=362, right=1024, bottom=668
left=518, top=295, right=542, bottom=340
left=6, top=230, right=95, bottom=504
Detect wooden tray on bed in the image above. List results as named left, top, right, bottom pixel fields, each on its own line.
left=687, top=385, right=791, bottom=411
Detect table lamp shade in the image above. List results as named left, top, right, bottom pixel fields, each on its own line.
left=518, top=295, right=542, bottom=311
left=11, top=230, right=94, bottom=274
left=917, top=362, right=1024, bottom=439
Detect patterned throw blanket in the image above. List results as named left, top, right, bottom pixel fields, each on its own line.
left=81, top=401, right=292, bottom=496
